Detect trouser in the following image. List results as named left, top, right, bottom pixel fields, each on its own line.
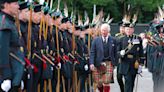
left=117, top=64, right=124, bottom=92
left=124, top=72, right=136, bottom=92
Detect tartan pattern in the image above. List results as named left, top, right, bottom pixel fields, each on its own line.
left=92, top=61, right=113, bottom=84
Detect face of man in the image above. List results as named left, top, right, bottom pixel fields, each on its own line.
left=120, top=26, right=125, bottom=33
left=66, top=21, right=72, bottom=30
left=59, top=22, right=67, bottom=30
left=124, top=27, right=134, bottom=36
left=54, top=17, right=61, bottom=26
left=3, top=2, right=20, bottom=16
left=101, top=26, right=109, bottom=37
left=19, top=8, right=29, bottom=21
left=32, top=11, right=42, bottom=24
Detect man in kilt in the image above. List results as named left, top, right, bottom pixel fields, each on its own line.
left=89, top=23, right=117, bottom=92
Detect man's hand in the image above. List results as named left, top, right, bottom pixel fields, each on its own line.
left=90, top=64, right=95, bottom=71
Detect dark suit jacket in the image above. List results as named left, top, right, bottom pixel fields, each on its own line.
left=89, top=36, right=117, bottom=67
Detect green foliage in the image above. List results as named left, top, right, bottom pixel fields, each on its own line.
left=51, top=0, right=164, bottom=23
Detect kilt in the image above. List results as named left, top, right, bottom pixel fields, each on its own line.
left=92, top=61, right=113, bottom=84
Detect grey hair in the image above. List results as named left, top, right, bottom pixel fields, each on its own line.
left=101, top=23, right=111, bottom=32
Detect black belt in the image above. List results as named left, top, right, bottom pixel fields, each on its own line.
left=125, top=54, right=134, bottom=59
left=103, top=58, right=111, bottom=61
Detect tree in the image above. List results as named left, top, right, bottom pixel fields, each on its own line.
left=51, top=0, right=164, bottom=23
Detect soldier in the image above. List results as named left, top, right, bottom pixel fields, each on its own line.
left=118, top=21, right=144, bottom=92
left=0, top=0, right=21, bottom=92
left=90, top=23, right=117, bottom=92
left=115, top=22, right=125, bottom=92
left=147, top=19, right=164, bottom=92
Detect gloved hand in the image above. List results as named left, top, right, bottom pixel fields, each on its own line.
left=120, top=50, right=125, bottom=56
left=84, top=64, right=89, bottom=71
left=1, top=79, right=11, bottom=92
left=101, top=62, right=106, bottom=66
left=21, top=81, right=24, bottom=90
left=137, top=65, right=142, bottom=74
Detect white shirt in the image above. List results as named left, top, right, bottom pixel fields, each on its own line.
left=102, top=35, right=109, bottom=43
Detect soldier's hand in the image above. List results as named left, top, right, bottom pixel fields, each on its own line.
left=1, top=79, right=11, bottom=92
left=120, top=50, right=125, bottom=56
left=90, top=64, right=95, bottom=71
left=84, top=64, right=89, bottom=71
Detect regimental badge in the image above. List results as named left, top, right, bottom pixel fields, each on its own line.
left=137, top=47, right=140, bottom=51
left=133, top=39, right=140, bottom=44
left=128, top=39, right=131, bottom=43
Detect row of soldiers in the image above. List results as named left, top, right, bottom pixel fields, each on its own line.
left=146, top=6, right=164, bottom=92
left=0, top=0, right=98, bottom=92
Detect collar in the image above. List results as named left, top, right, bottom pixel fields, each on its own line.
left=102, top=35, right=109, bottom=42
left=0, top=10, right=15, bottom=22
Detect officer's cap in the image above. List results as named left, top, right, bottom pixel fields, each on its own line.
left=19, top=1, right=29, bottom=10
left=33, top=4, right=42, bottom=12
left=61, top=17, right=71, bottom=23
left=51, top=11, right=61, bottom=18
left=75, top=25, right=81, bottom=30
left=0, top=0, right=18, bottom=4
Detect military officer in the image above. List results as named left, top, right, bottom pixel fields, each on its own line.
left=118, top=22, right=144, bottom=92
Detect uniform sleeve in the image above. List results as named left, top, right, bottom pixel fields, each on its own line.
left=113, top=38, right=118, bottom=66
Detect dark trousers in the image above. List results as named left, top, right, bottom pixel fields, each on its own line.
left=117, top=64, right=124, bottom=92
left=124, top=72, right=136, bottom=92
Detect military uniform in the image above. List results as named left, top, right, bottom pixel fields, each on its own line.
left=115, top=32, right=125, bottom=92
left=118, top=34, right=144, bottom=92
left=0, top=7, right=20, bottom=92
left=146, top=21, right=164, bottom=92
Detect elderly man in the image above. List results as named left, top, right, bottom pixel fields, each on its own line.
left=90, top=23, right=117, bottom=92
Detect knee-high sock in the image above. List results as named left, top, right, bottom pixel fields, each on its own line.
left=103, top=85, right=110, bottom=92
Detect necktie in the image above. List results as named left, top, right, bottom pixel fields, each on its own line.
left=104, top=37, right=106, bottom=43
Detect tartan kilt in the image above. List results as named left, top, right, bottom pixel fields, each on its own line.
left=92, top=61, right=113, bottom=84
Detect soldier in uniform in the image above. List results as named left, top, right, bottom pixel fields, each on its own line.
left=118, top=22, right=144, bottom=92
left=147, top=19, right=164, bottom=92
left=90, top=23, right=117, bottom=92
left=115, top=22, right=125, bottom=92
left=0, top=0, right=21, bottom=92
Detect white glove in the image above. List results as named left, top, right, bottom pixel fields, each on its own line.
left=101, top=62, right=106, bottom=66
left=137, top=65, right=142, bottom=74
left=1, top=79, right=11, bottom=92
left=84, top=64, right=89, bottom=71
left=120, top=50, right=125, bottom=56
left=21, top=81, right=24, bottom=90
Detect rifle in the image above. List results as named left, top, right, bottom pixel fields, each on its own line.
left=10, top=53, right=25, bottom=66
